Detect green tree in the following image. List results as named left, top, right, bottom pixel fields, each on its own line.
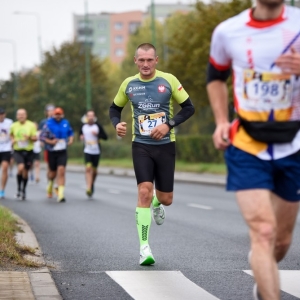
left=165, top=0, right=252, bottom=134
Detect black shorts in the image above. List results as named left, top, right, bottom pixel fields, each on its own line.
left=132, top=142, right=175, bottom=193
left=14, top=150, right=34, bottom=170
left=84, top=153, right=100, bottom=168
left=33, top=152, right=40, bottom=161
left=0, top=151, right=11, bottom=164
left=48, top=150, right=67, bottom=171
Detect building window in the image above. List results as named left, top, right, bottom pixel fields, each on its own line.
left=98, top=21, right=106, bottom=31
left=115, top=35, right=123, bottom=44
left=115, top=48, right=124, bottom=57
left=78, top=20, right=91, bottom=29
left=98, top=36, right=107, bottom=44
left=129, top=22, right=141, bottom=34
left=114, top=22, right=123, bottom=30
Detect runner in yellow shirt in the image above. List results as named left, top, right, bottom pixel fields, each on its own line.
left=10, top=109, right=37, bottom=200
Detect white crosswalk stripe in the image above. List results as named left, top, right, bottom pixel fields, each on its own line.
left=244, top=270, right=300, bottom=298
left=106, top=271, right=220, bottom=300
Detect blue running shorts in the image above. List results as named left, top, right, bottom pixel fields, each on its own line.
left=225, top=145, right=300, bottom=202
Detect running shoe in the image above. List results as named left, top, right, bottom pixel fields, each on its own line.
left=57, top=197, right=66, bottom=203
left=0, top=191, right=4, bottom=199
left=86, top=189, right=92, bottom=197
left=21, top=192, right=26, bottom=201
left=253, top=283, right=263, bottom=300
left=15, top=191, right=21, bottom=199
left=152, top=204, right=165, bottom=225
left=139, top=244, right=155, bottom=265
left=47, top=182, right=53, bottom=198
left=35, top=178, right=40, bottom=183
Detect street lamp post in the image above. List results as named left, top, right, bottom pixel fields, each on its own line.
left=0, top=39, right=18, bottom=113
left=14, top=11, right=44, bottom=93
left=84, top=1, right=92, bottom=111
left=151, top=0, right=156, bottom=46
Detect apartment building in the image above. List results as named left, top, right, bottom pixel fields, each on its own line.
left=73, top=3, right=194, bottom=64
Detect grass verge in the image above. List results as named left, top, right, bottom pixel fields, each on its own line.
left=68, top=158, right=226, bottom=174
left=0, top=206, right=39, bottom=268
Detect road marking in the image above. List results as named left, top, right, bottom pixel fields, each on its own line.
left=188, top=203, right=213, bottom=210
left=244, top=270, right=300, bottom=298
left=106, top=271, right=219, bottom=300
left=107, top=189, right=120, bottom=194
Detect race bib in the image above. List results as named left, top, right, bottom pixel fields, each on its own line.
left=18, top=140, right=28, bottom=148
left=138, top=112, right=166, bottom=136
left=243, top=70, right=292, bottom=106
left=53, top=139, right=66, bottom=151
left=86, top=140, right=98, bottom=151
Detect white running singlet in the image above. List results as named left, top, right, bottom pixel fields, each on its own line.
left=209, top=5, right=300, bottom=160
left=0, top=118, right=13, bottom=152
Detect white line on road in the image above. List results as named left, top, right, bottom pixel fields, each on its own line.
left=244, top=270, right=300, bottom=298
left=106, top=271, right=219, bottom=300
left=188, top=203, right=213, bottom=210
left=107, top=190, right=121, bottom=194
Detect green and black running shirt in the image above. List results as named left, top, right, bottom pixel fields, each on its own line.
left=113, top=70, right=189, bottom=145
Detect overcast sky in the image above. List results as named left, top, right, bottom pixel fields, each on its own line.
left=0, top=0, right=196, bottom=80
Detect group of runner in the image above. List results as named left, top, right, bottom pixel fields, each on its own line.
left=0, top=105, right=107, bottom=202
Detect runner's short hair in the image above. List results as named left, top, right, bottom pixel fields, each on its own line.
left=135, top=43, right=157, bottom=57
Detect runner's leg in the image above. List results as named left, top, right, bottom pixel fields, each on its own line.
left=236, top=189, right=279, bottom=300
left=272, top=193, right=299, bottom=262
left=1, top=161, right=9, bottom=192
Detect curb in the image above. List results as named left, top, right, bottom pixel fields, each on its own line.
left=44, top=163, right=227, bottom=187
left=15, top=215, right=62, bottom=300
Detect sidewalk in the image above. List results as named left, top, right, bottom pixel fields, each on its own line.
left=1, top=166, right=225, bottom=300
left=0, top=216, right=62, bottom=300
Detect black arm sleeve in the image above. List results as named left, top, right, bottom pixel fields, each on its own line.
left=79, top=125, right=83, bottom=136
left=97, top=123, right=108, bottom=140
left=172, top=98, right=195, bottom=127
left=109, top=102, right=124, bottom=128
left=206, top=62, right=231, bottom=84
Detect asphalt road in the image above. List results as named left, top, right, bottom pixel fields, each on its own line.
left=1, top=171, right=300, bottom=300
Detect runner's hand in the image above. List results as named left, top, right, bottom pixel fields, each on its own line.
left=212, top=122, right=231, bottom=150
left=150, top=124, right=170, bottom=141
left=275, top=47, right=300, bottom=75
left=116, top=122, right=127, bottom=137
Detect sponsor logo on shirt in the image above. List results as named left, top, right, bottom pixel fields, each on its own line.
left=128, top=86, right=146, bottom=93
left=138, top=96, right=160, bottom=110
left=177, top=84, right=183, bottom=91
left=158, top=85, right=166, bottom=93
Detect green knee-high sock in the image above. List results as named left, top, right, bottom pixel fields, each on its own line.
left=136, top=207, right=151, bottom=247
left=152, top=195, right=161, bottom=207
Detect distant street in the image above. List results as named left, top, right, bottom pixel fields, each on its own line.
left=2, top=171, right=300, bottom=300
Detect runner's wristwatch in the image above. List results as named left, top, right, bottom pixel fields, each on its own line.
left=168, top=119, right=176, bottom=129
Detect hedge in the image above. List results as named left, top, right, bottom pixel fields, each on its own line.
left=68, top=135, right=224, bottom=163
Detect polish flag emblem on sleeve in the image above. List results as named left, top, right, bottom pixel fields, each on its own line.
left=177, top=84, right=183, bottom=91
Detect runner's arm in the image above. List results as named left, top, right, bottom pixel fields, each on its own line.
left=170, top=98, right=195, bottom=128
left=109, top=102, right=124, bottom=128
left=97, top=123, right=108, bottom=140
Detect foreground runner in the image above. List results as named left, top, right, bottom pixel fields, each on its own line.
left=10, top=109, right=37, bottom=200
left=80, top=110, right=107, bottom=197
left=207, top=1, right=300, bottom=299
left=0, top=108, right=13, bottom=199
left=109, top=43, right=194, bottom=265
left=40, top=107, right=73, bottom=202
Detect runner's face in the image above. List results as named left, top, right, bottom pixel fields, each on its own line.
left=0, top=113, right=5, bottom=122
left=54, top=114, right=62, bottom=121
left=17, top=110, right=27, bottom=123
left=134, top=49, right=158, bottom=80
left=257, top=0, right=284, bottom=8
left=87, top=112, right=95, bottom=124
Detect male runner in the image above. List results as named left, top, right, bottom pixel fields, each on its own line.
left=10, top=109, right=37, bottom=200
left=40, top=107, right=73, bottom=202
left=207, top=1, right=300, bottom=299
left=109, top=43, right=194, bottom=265
left=80, top=110, right=107, bottom=197
left=0, top=108, right=13, bottom=198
